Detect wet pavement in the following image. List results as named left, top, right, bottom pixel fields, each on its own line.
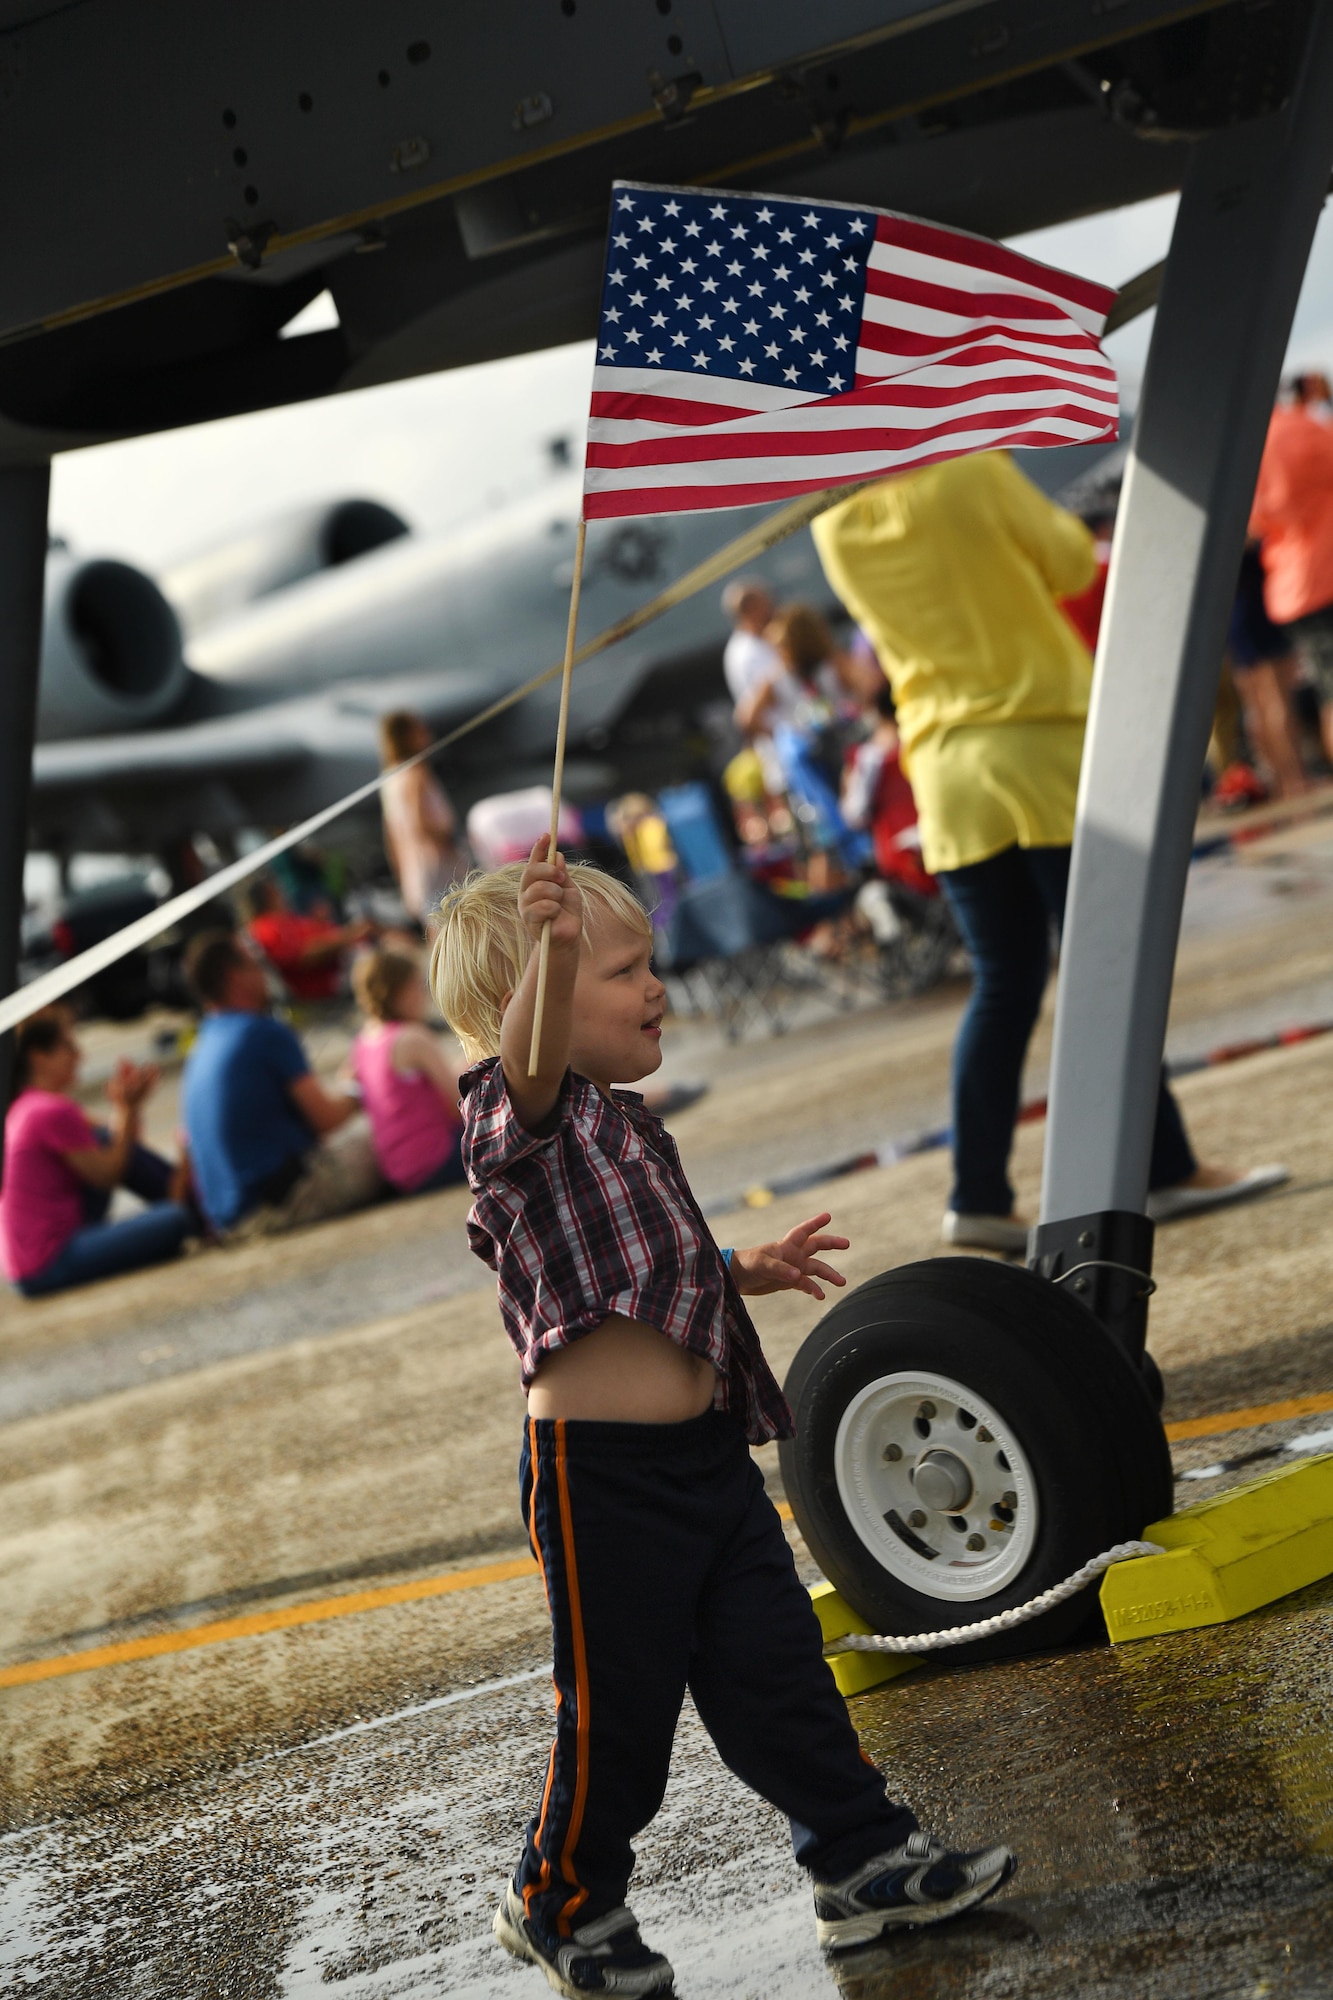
left=4, top=826, right=1333, bottom=1995
left=3, top=1555, right=1329, bottom=1998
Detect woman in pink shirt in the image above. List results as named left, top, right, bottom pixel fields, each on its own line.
left=1, top=1008, right=195, bottom=1297
left=350, top=951, right=466, bottom=1193
left=1251, top=380, right=1333, bottom=766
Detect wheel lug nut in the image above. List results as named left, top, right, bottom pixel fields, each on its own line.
left=883, top=1442, right=903, bottom=1462
left=976, top=1426, right=993, bottom=1443
left=917, top=1401, right=937, bottom=1420
left=1002, top=1490, right=1018, bottom=1509
left=966, top=1533, right=986, bottom=1551
left=908, top=1509, right=928, bottom=1529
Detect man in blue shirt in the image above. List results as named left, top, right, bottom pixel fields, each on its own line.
left=182, top=933, right=379, bottom=1235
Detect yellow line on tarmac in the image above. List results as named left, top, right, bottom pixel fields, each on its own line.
left=0, top=1555, right=539, bottom=1692
left=1164, top=1390, right=1333, bottom=1442
left=2, top=1414, right=1327, bottom=1693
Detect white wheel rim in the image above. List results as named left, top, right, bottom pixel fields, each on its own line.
left=833, top=1369, right=1039, bottom=1601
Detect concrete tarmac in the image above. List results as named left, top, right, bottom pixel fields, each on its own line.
left=3, top=827, right=1333, bottom=1996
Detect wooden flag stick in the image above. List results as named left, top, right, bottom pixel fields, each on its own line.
left=529, top=516, right=588, bottom=1076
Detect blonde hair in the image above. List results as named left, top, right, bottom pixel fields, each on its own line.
left=353, top=947, right=420, bottom=1022
left=430, top=861, right=652, bottom=1062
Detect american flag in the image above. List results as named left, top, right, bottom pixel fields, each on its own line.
left=583, top=180, right=1118, bottom=519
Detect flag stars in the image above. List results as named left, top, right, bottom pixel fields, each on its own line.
left=802, top=210, right=819, bottom=226
left=613, top=233, right=629, bottom=249
left=655, top=273, right=673, bottom=291
left=706, top=240, right=722, bottom=256
left=609, top=271, right=625, bottom=287
left=784, top=365, right=799, bottom=382
left=726, top=260, right=742, bottom=277
left=637, top=215, right=656, bottom=232
left=709, top=202, right=727, bottom=218
left=789, top=325, right=806, bottom=343
left=696, top=313, right=714, bottom=331
left=692, top=350, right=709, bottom=367
left=824, top=232, right=840, bottom=248
left=756, top=206, right=773, bottom=222
left=768, top=301, right=787, bottom=318
left=820, top=270, right=837, bottom=288
left=675, top=293, right=693, bottom=309
left=748, top=280, right=765, bottom=297
left=633, top=253, right=650, bottom=269
left=793, top=285, right=810, bottom=303
left=684, top=219, right=701, bottom=237
left=848, top=217, right=867, bottom=234
left=647, top=347, right=663, bottom=363
left=625, top=327, right=642, bottom=344
left=811, top=348, right=826, bottom=366
left=671, top=330, right=688, bottom=346
left=717, top=333, right=735, bottom=352
left=742, top=317, right=759, bottom=335
left=752, top=243, right=769, bottom=260
left=815, top=309, right=830, bottom=327
left=701, top=276, right=718, bottom=293
left=833, top=331, right=849, bottom=350
left=777, top=226, right=794, bottom=244
left=663, top=198, right=680, bottom=216
left=828, top=373, right=844, bottom=391
left=680, top=258, right=698, bottom=276
left=843, top=255, right=859, bottom=272
left=773, top=263, right=790, bottom=281
left=660, top=237, right=677, bottom=255
left=731, top=222, right=749, bottom=240
left=650, top=311, right=667, bottom=328
left=838, top=294, right=854, bottom=310
left=604, top=306, right=622, bottom=323
left=764, top=340, right=780, bottom=359
left=599, top=343, right=616, bottom=359
left=721, top=296, right=738, bottom=313
left=628, top=290, right=645, bottom=307
left=799, top=248, right=815, bottom=265
left=617, top=193, right=635, bottom=209
left=738, top=356, right=755, bottom=375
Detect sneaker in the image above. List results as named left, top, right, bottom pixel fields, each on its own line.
left=1146, top=1163, right=1288, bottom=1224
left=492, top=1880, right=675, bottom=1997
left=812, top=1832, right=1017, bottom=1950
left=941, top=1210, right=1029, bottom=1255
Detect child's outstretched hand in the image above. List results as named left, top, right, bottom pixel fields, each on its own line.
left=729, top=1212, right=850, bottom=1301
left=519, top=834, right=583, bottom=951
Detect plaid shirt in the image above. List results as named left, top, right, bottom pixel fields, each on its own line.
left=460, top=1058, right=793, bottom=1445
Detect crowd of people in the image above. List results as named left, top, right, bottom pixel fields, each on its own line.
left=7, top=377, right=1326, bottom=1300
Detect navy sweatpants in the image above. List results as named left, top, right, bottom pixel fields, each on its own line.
left=516, top=1409, right=916, bottom=1939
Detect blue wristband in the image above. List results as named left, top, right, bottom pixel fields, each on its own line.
left=720, top=1247, right=734, bottom=1268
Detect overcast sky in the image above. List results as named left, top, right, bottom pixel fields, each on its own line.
left=49, top=191, right=1333, bottom=575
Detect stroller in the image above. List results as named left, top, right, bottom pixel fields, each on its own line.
left=841, top=734, right=961, bottom=1000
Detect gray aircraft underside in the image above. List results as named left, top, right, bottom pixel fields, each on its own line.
left=28, top=435, right=1113, bottom=855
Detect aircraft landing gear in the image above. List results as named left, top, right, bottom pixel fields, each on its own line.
left=779, top=1258, right=1173, bottom=1663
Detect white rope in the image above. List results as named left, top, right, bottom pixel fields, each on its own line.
left=824, top=1540, right=1164, bottom=1655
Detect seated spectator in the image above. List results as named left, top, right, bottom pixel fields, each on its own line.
left=245, top=876, right=374, bottom=1002
left=181, top=931, right=380, bottom=1237
left=349, top=950, right=467, bottom=1195
left=765, top=604, right=870, bottom=887
left=0, top=1008, right=194, bottom=1297
left=841, top=684, right=936, bottom=900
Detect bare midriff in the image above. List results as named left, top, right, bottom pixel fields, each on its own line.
left=527, top=1315, right=718, bottom=1424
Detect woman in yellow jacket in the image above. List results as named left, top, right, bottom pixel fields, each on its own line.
left=814, top=453, right=1279, bottom=1251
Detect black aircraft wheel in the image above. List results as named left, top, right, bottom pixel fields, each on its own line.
left=779, top=1257, right=1173, bottom=1664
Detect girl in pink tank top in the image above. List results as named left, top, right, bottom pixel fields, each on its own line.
left=350, top=951, right=466, bottom=1193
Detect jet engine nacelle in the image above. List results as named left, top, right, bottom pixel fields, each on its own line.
left=38, top=553, right=190, bottom=741
left=161, top=498, right=411, bottom=639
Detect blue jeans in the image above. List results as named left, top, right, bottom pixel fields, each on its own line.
left=18, top=1142, right=194, bottom=1298
left=939, top=844, right=1196, bottom=1216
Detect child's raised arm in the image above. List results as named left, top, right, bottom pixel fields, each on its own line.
left=501, top=836, right=584, bottom=1129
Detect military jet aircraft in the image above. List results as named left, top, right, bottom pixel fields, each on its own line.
left=28, top=430, right=1119, bottom=861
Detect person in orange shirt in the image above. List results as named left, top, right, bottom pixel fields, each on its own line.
left=1250, top=376, right=1333, bottom=764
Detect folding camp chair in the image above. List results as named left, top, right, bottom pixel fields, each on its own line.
left=654, top=783, right=859, bottom=1039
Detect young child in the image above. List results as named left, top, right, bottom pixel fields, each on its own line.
left=350, top=950, right=467, bottom=1194
left=431, top=842, right=1014, bottom=1998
